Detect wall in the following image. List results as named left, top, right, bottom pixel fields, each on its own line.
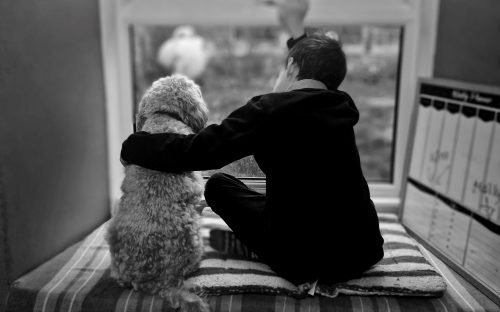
left=0, top=0, right=110, bottom=305
left=434, top=0, right=500, bottom=86
left=0, top=172, right=9, bottom=309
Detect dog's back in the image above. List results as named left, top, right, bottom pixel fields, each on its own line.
left=107, top=75, right=209, bottom=311
left=107, top=115, right=204, bottom=290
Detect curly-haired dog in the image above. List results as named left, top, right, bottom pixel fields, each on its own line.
left=106, top=75, right=209, bottom=312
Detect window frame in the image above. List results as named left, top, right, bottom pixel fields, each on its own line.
left=99, top=0, right=440, bottom=212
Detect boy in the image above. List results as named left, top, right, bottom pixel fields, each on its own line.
left=121, top=0, right=384, bottom=285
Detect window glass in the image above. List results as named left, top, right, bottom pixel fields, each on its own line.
left=131, top=25, right=401, bottom=181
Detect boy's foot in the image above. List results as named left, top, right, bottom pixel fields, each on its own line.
left=209, top=229, right=259, bottom=260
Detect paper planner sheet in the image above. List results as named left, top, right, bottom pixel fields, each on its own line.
left=403, top=79, right=500, bottom=296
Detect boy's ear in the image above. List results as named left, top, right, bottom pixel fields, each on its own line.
left=286, top=57, right=299, bottom=78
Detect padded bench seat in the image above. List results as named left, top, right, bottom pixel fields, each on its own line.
left=6, top=212, right=500, bottom=312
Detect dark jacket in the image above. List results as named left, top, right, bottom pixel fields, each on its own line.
left=121, top=88, right=384, bottom=282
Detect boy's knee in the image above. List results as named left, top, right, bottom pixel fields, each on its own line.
left=204, top=173, right=229, bottom=194
left=204, top=173, right=232, bottom=207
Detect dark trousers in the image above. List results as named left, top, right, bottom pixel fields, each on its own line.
left=204, top=173, right=381, bottom=285
left=204, top=173, right=270, bottom=259
left=204, top=173, right=322, bottom=285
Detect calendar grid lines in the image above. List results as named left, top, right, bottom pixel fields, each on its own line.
left=445, top=103, right=462, bottom=195
left=403, top=79, right=500, bottom=304
left=459, top=109, right=478, bottom=204
left=417, top=96, right=434, bottom=181
left=477, top=112, right=497, bottom=221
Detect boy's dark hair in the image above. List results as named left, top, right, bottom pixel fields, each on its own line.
left=288, top=33, right=347, bottom=90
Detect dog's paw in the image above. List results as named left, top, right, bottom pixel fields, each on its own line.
left=131, top=281, right=141, bottom=291
left=180, top=298, right=210, bottom=312
left=183, top=281, right=204, bottom=295
left=159, top=286, right=210, bottom=312
left=116, top=279, right=131, bottom=288
left=194, top=204, right=205, bottom=215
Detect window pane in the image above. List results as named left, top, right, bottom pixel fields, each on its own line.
left=131, top=25, right=400, bottom=182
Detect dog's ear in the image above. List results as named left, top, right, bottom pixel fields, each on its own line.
left=185, top=83, right=209, bottom=133
left=136, top=87, right=155, bottom=129
left=136, top=92, right=151, bottom=131
left=135, top=114, right=147, bottom=132
left=169, top=75, right=208, bottom=133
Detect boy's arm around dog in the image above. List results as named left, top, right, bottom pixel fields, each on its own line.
left=121, top=95, right=269, bottom=173
left=121, top=89, right=361, bottom=174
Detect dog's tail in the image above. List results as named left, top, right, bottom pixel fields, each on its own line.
left=159, top=282, right=209, bottom=312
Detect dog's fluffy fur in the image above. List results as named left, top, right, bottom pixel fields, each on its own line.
left=106, top=75, right=209, bottom=312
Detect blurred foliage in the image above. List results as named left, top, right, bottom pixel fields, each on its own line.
left=131, top=25, right=400, bottom=182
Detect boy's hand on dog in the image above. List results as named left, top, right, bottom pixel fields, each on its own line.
left=121, top=131, right=150, bottom=167
left=120, top=157, right=129, bottom=167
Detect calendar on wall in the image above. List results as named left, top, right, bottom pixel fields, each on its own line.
left=401, top=78, right=500, bottom=303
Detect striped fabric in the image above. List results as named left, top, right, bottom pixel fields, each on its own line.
left=6, top=213, right=500, bottom=312
left=192, top=213, right=447, bottom=298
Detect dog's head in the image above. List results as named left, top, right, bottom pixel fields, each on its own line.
left=136, top=75, right=208, bottom=133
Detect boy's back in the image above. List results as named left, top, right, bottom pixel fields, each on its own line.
left=249, top=88, right=384, bottom=283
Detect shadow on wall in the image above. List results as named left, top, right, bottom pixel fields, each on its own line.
left=0, top=0, right=110, bottom=304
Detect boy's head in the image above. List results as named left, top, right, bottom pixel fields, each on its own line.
left=273, top=33, right=347, bottom=92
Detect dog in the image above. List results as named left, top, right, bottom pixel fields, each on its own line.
left=106, top=75, right=209, bottom=312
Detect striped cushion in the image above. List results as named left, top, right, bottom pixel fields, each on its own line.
left=8, top=213, right=500, bottom=312
left=191, top=213, right=447, bottom=298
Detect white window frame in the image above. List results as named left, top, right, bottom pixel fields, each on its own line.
left=99, top=0, right=440, bottom=212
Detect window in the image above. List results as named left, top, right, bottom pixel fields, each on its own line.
left=131, top=24, right=401, bottom=181
left=100, top=0, right=439, bottom=209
